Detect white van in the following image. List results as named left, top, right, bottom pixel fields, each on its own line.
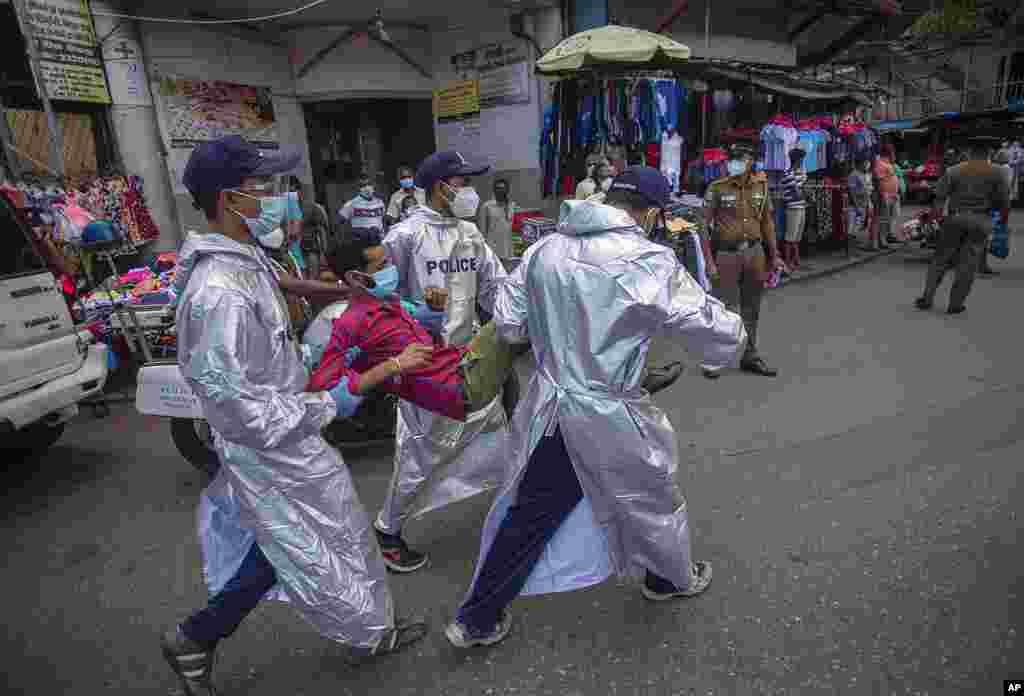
left=0, top=194, right=109, bottom=455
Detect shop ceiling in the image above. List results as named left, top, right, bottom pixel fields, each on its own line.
left=133, top=0, right=559, bottom=37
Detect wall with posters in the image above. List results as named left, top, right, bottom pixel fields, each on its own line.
left=292, top=25, right=435, bottom=100
left=138, top=22, right=313, bottom=238
left=432, top=8, right=560, bottom=214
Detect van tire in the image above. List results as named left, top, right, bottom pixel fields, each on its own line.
left=6, top=421, right=65, bottom=457
left=170, top=418, right=220, bottom=478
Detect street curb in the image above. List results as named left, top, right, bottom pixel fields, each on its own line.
left=775, top=244, right=905, bottom=288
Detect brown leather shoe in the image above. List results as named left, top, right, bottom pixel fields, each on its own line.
left=740, top=357, right=778, bottom=377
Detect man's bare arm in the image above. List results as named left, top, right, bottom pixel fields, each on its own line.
left=279, top=275, right=350, bottom=300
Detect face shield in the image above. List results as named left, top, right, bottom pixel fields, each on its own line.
left=228, top=175, right=292, bottom=250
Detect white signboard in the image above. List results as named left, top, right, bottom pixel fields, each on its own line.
left=25, top=0, right=111, bottom=103
left=452, top=41, right=532, bottom=108
left=101, top=35, right=151, bottom=106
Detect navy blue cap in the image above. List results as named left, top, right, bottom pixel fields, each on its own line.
left=729, top=141, right=757, bottom=159
left=608, top=166, right=672, bottom=208
left=414, top=151, right=490, bottom=192
left=182, top=136, right=302, bottom=202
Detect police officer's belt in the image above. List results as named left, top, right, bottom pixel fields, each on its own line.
left=717, top=239, right=761, bottom=252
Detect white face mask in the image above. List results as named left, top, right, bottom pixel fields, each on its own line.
left=443, top=183, right=481, bottom=219
left=258, top=226, right=286, bottom=250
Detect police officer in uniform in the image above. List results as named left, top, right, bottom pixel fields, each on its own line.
left=915, top=139, right=1011, bottom=314
left=703, top=142, right=784, bottom=377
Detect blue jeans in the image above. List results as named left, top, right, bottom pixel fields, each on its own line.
left=181, top=542, right=276, bottom=649
left=457, top=427, right=678, bottom=634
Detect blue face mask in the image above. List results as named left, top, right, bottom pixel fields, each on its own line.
left=726, top=160, right=749, bottom=177
left=285, top=191, right=303, bottom=221
left=231, top=192, right=287, bottom=249
left=399, top=177, right=414, bottom=190
left=367, top=264, right=399, bottom=299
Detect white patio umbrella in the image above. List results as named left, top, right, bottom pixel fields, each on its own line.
left=536, top=25, right=691, bottom=76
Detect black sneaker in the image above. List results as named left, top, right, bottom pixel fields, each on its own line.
left=740, top=357, right=778, bottom=377
left=374, top=526, right=429, bottom=573
left=643, top=362, right=684, bottom=395
left=160, top=625, right=219, bottom=696
left=914, top=297, right=933, bottom=311
left=345, top=616, right=429, bottom=665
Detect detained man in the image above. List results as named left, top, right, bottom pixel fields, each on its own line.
left=305, top=236, right=526, bottom=423
left=371, top=150, right=518, bottom=573
left=446, top=167, right=747, bottom=648
left=162, top=137, right=425, bottom=696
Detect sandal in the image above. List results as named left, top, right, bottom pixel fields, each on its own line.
left=345, top=617, right=429, bottom=666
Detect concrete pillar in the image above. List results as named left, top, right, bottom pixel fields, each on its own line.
left=92, top=0, right=182, bottom=251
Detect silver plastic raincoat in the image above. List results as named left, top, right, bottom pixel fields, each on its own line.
left=376, top=206, right=510, bottom=536
left=466, top=200, right=747, bottom=596
left=175, top=233, right=393, bottom=649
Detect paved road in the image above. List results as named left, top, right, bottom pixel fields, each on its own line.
left=2, top=236, right=1022, bottom=695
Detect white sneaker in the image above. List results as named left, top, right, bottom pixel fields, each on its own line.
left=641, top=561, right=713, bottom=601
left=444, top=612, right=513, bottom=648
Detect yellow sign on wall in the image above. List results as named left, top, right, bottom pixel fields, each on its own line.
left=433, top=80, right=481, bottom=121
left=26, top=0, right=111, bottom=104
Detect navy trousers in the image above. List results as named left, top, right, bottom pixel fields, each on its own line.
left=181, top=542, right=277, bottom=649
left=457, top=427, right=678, bottom=634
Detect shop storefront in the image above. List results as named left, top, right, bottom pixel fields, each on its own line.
left=105, top=3, right=562, bottom=241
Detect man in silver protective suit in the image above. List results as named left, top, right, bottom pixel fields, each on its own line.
left=445, top=167, right=748, bottom=649
left=376, top=150, right=516, bottom=573
left=161, top=137, right=426, bottom=696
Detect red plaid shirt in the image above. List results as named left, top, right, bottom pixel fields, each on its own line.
left=307, top=295, right=468, bottom=420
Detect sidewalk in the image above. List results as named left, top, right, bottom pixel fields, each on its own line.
left=776, top=204, right=927, bottom=287
left=776, top=243, right=902, bottom=288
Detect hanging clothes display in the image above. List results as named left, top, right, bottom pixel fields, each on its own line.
left=542, top=76, right=690, bottom=197
left=660, top=130, right=684, bottom=193
left=760, top=115, right=800, bottom=172
left=2, top=174, right=161, bottom=248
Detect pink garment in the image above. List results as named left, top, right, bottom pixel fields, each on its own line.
left=874, top=159, right=900, bottom=200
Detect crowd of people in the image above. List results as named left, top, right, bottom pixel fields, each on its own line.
left=160, top=132, right=1011, bottom=695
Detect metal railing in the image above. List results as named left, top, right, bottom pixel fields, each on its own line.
left=871, top=80, right=1024, bottom=121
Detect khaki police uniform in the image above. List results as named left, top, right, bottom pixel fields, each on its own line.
left=921, top=160, right=1011, bottom=309
left=704, top=173, right=777, bottom=363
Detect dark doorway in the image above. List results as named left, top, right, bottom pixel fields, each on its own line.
left=303, top=98, right=435, bottom=218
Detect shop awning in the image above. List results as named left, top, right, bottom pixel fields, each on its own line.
left=874, top=119, right=924, bottom=132
left=702, top=66, right=874, bottom=106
